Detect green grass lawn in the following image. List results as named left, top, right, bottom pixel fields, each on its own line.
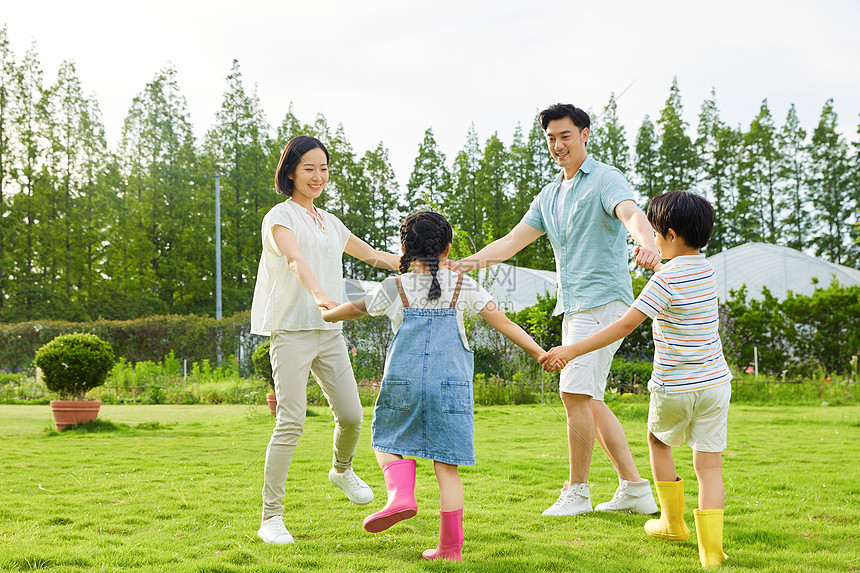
left=0, top=399, right=857, bottom=572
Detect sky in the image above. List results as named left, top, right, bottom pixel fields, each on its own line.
left=3, top=0, right=859, bottom=189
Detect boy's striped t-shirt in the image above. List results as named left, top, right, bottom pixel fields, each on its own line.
left=632, top=255, right=732, bottom=394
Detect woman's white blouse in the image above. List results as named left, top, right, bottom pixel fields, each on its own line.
left=250, top=199, right=350, bottom=335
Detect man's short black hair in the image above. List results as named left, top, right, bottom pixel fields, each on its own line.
left=539, top=103, right=591, bottom=131
left=647, top=191, right=715, bottom=250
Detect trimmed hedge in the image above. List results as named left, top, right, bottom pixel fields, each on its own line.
left=0, top=311, right=261, bottom=373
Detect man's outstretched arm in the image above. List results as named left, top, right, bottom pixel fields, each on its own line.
left=615, top=200, right=661, bottom=270
left=450, top=222, right=543, bottom=273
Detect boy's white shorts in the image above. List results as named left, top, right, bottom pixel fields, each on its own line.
left=648, top=381, right=731, bottom=452
left=559, top=300, right=628, bottom=401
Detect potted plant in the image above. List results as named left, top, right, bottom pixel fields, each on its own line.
left=34, top=333, right=116, bottom=430
left=252, top=340, right=277, bottom=415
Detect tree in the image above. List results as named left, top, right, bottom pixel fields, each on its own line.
left=114, top=66, right=201, bottom=317
left=738, top=100, right=782, bottom=243
left=777, top=104, right=811, bottom=252
left=656, top=78, right=697, bottom=194
left=446, top=123, right=482, bottom=250
left=696, top=89, right=724, bottom=250
left=44, top=61, right=89, bottom=305
left=0, top=26, right=15, bottom=316
left=633, top=115, right=658, bottom=203
left=358, top=143, right=401, bottom=279
left=406, top=127, right=449, bottom=212
left=475, top=132, right=510, bottom=242
left=850, top=116, right=860, bottom=259
left=595, top=93, right=629, bottom=173
left=807, top=99, right=852, bottom=264
left=8, top=43, right=49, bottom=321
left=203, top=60, right=274, bottom=314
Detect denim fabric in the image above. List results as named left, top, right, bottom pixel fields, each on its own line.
left=371, top=307, right=476, bottom=465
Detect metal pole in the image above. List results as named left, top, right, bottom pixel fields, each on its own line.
left=754, top=346, right=759, bottom=379
left=215, top=174, right=223, bottom=321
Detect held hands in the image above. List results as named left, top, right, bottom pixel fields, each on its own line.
left=633, top=245, right=661, bottom=270
left=320, top=307, right=337, bottom=322
left=538, top=345, right=580, bottom=372
left=314, top=293, right=338, bottom=312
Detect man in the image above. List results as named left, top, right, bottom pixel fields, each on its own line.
left=451, top=103, right=659, bottom=516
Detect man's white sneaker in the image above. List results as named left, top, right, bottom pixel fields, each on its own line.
left=329, top=467, right=374, bottom=505
left=257, top=516, right=294, bottom=545
left=594, top=478, right=659, bottom=514
left=542, top=482, right=592, bottom=516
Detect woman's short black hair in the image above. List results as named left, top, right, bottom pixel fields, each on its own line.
left=647, top=191, right=715, bottom=250
left=538, top=103, right=591, bottom=131
left=274, top=135, right=329, bottom=196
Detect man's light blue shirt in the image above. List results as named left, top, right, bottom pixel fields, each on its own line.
left=520, top=155, right=635, bottom=316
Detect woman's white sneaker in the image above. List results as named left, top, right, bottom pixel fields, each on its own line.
left=257, top=516, right=294, bottom=544
left=329, top=468, right=374, bottom=505
left=594, top=478, right=659, bottom=514
left=542, top=482, right=592, bottom=516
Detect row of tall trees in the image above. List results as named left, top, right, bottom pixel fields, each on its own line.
left=627, top=80, right=859, bottom=260
left=1, top=26, right=858, bottom=324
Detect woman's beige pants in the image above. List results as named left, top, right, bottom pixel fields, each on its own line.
left=262, top=329, right=363, bottom=519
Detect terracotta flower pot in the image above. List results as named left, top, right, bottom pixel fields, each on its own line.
left=50, top=400, right=101, bottom=431
left=266, top=393, right=278, bottom=416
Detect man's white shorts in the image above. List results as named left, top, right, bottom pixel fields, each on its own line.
left=648, top=381, right=731, bottom=453
left=559, top=300, right=628, bottom=401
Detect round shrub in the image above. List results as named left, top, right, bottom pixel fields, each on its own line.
left=34, top=333, right=116, bottom=400
left=252, top=340, right=274, bottom=390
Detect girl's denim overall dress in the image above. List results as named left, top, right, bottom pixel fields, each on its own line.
left=370, top=274, right=476, bottom=465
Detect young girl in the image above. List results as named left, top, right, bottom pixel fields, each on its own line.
left=250, top=135, right=401, bottom=545
left=322, top=211, right=550, bottom=561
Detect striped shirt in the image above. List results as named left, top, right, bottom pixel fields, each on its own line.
left=632, top=255, right=732, bottom=394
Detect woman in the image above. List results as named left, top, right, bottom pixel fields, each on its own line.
left=250, top=135, right=400, bottom=544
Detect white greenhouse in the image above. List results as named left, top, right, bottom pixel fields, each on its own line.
left=707, top=242, right=860, bottom=301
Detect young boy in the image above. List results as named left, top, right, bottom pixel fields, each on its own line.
left=541, top=191, right=731, bottom=568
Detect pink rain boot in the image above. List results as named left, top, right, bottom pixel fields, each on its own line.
left=422, top=509, right=463, bottom=561
left=362, top=458, right=418, bottom=533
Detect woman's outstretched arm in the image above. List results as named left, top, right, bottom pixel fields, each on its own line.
left=321, top=298, right=369, bottom=323
left=344, top=234, right=400, bottom=271
left=272, top=224, right=338, bottom=310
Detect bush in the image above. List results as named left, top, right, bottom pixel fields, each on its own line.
left=608, top=356, right=653, bottom=389
left=34, top=333, right=116, bottom=400
left=252, top=341, right=274, bottom=390
left=720, top=281, right=860, bottom=377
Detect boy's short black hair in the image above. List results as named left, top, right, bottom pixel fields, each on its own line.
left=647, top=191, right=715, bottom=250
left=538, top=103, right=591, bottom=131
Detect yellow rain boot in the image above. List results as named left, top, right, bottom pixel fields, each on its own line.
left=694, top=509, right=728, bottom=567
left=644, top=478, right=690, bottom=541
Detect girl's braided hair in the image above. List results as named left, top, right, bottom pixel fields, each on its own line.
left=399, top=211, right=453, bottom=301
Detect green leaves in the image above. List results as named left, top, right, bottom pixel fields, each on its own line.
left=34, top=333, right=115, bottom=400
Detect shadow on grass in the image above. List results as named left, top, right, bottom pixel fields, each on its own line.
left=43, top=419, right=176, bottom=436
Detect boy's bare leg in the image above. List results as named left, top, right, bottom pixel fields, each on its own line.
left=374, top=450, right=402, bottom=470
left=433, top=461, right=463, bottom=511
left=593, top=399, right=642, bottom=482
left=693, top=450, right=724, bottom=509
left=648, top=430, right=677, bottom=482
left=561, top=392, right=595, bottom=483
